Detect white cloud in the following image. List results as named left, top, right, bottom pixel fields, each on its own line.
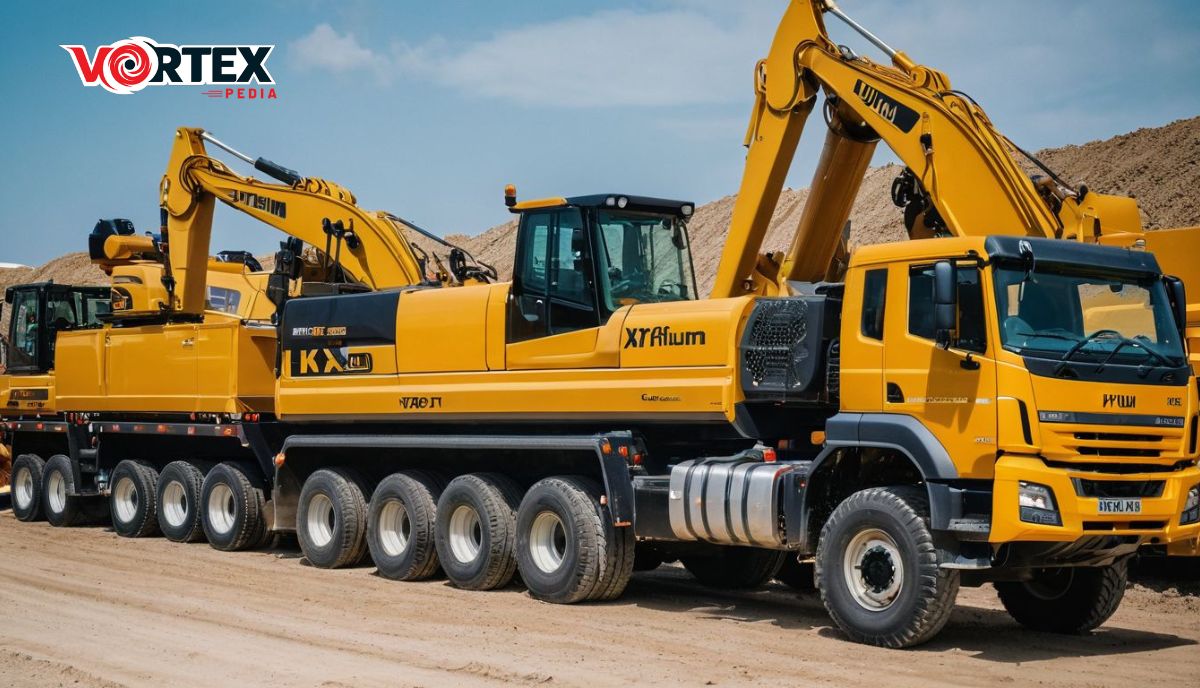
left=289, top=23, right=387, bottom=76
left=290, top=6, right=778, bottom=107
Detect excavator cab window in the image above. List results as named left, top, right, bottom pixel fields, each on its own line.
left=594, top=211, right=697, bottom=315
left=3, top=285, right=110, bottom=374
left=509, top=209, right=600, bottom=342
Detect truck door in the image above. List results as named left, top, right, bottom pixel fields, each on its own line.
left=882, top=261, right=998, bottom=478
left=506, top=209, right=613, bottom=369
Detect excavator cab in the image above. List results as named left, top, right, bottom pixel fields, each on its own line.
left=506, top=192, right=698, bottom=343
left=2, top=283, right=110, bottom=374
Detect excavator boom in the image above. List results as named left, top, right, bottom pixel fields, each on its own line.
left=158, top=127, right=432, bottom=316
left=711, top=0, right=1147, bottom=297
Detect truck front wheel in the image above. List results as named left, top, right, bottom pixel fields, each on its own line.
left=995, top=562, right=1127, bottom=634
left=297, top=468, right=369, bottom=569
left=435, top=473, right=522, bottom=591
left=11, top=454, right=46, bottom=522
left=815, top=486, right=960, bottom=648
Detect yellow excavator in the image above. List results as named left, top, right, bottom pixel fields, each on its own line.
left=715, top=0, right=1199, bottom=370
left=3, top=0, right=1197, bottom=650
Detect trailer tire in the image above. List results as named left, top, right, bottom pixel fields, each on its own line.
left=681, top=547, right=787, bottom=589
left=515, top=476, right=625, bottom=604
left=435, top=473, right=522, bottom=591
left=815, top=486, right=960, bottom=648
left=777, top=557, right=816, bottom=592
left=11, top=454, right=46, bottom=522
left=157, top=461, right=208, bottom=543
left=995, top=561, right=1128, bottom=634
left=298, top=468, right=369, bottom=569
left=201, top=462, right=267, bottom=552
left=590, top=516, right=634, bottom=601
left=42, top=454, right=100, bottom=527
left=367, top=471, right=444, bottom=581
left=110, top=460, right=161, bottom=538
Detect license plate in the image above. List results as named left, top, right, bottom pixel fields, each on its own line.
left=1097, top=498, right=1142, bottom=514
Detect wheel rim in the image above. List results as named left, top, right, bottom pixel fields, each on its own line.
left=14, top=467, right=34, bottom=509
left=47, top=470, right=67, bottom=514
left=378, top=499, right=411, bottom=557
left=528, top=510, right=567, bottom=574
left=207, top=483, right=237, bottom=535
left=113, top=476, right=140, bottom=523
left=448, top=504, right=483, bottom=563
left=1024, top=567, right=1076, bottom=601
left=162, top=480, right=189, bottom=528
left=306, top=493, right=336, bottom=547
left=843, top=528, right=905, bottom=611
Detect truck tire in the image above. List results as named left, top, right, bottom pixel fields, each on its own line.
left=515, top=476, right=623, bottom=603
left=42, top=454, right=103, bottom=527
left=777, top=557, right=816, bottom=592
left=297, top=468, right=369, bottom=569
left=681, top=547, right=787, bottom=589
left=815, top=486, right=960, bottom=648
left=590, top=517, right=634, bottom=602
left=995, top=561, right=1128, bottom=634
left=156, top=461, right=208, bottom=543
left=201, top=462, right=267, bottom=552
left=435, top=473, right=522, bottom=591
left=110, top=460, right=161, bottom=538
left=11, top=454, right=46, bottom=522
left=367, top=470, right=444, bottom=581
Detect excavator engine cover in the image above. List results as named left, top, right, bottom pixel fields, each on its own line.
left=739, top=293, right=841, bottom=402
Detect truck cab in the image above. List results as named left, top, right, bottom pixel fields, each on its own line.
left=833, top=236, right=1199, bottom=561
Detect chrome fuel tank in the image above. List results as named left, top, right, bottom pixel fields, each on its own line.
left=667, top=456, right=798, bottom=548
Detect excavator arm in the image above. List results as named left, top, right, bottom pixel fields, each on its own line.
left=158, top=127, right=433, bottom=316
left=711, top=0, right=1144, bottom=297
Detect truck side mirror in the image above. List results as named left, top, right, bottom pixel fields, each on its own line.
left=1163, top=275, right=1187, bottom=336
left=933, top=260, right=957, bottom=348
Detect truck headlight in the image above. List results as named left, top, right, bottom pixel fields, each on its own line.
left=1018, top=481, right=1062, bottom=526
left=1182, top=485, right=1200, bottom=526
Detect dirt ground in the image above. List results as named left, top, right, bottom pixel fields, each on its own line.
left=1, top=512, right=1198, bottom=688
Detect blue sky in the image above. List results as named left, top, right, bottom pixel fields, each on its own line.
left=2, top=0, right=1198, bottom=266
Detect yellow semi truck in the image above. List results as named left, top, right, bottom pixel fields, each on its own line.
left=3, top=0, right=1199, bottom=649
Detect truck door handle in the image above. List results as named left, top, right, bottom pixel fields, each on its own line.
left=886, top=382, right=904, bottom=403
left=181, top=338, right=195, bottom=347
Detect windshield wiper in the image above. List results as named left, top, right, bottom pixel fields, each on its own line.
left=1057, top=329, right=1119, bottom=362
left=1093, top=336, right=1172, bottom=371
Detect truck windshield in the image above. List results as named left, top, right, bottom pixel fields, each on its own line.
left=595, top=211, right=698, bottom=312
left=993, top=265, right=1185, bottom=366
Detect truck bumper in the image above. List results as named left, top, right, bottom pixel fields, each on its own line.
left=989, top=454, right=1200, bottom=546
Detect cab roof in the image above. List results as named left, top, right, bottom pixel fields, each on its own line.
left=511, top=193, right=694, bottom=217
left=850, top=235, right=1163, bottom=275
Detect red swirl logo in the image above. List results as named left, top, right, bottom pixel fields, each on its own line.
left=62, top=37, right=157, bottom=95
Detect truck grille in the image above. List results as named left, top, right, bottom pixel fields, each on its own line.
left=1040, top=422, right=1184, bottom=469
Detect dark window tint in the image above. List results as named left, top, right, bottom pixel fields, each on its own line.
left=860, top=268, right=887, bottom=340
left=908, top=264, right=987, bottom=353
